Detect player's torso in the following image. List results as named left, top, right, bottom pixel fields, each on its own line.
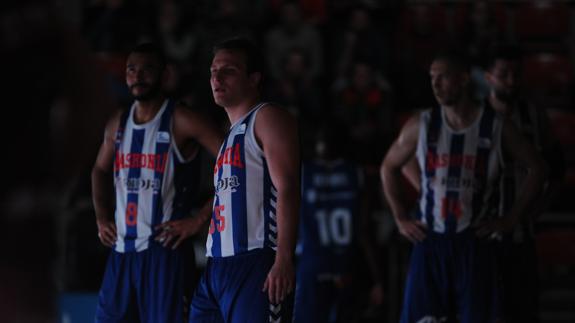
left=114, top=100, right=199, bottom=252
left=299, top=160, right=361, bottom=274
left=496, top=99, right=542, bottom=240
left=416, top=106, right=503, bottom=234
left=206, top=103, right=277, bottom=257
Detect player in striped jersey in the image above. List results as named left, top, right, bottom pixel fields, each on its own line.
left=484, top=47, right=564, bottom=323
left=189, top=38, right=300, bottom=323
left=92, top=43, right=222, bottom=323
left=381, top=52, right=545, bottom=323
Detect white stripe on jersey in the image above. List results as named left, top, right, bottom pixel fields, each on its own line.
left=206, top=103, right=276, bottom=257
left=415, top=107, right=504, bottom=234
left=113, top=100, right=185, bottom=252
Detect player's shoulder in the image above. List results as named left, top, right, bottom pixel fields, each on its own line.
left=172, top=102, right=214, bottom=129
left=256, top=103, right=296, bottom=123
left=173, top=101, right=199, bottom=119
left=106, top=108, right=127, bottom=132
left=402, top=109, right=428, bottom=133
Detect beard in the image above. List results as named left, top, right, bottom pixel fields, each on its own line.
left=494, top=88, right=518, bottom=104
left=130, top=82, right=162, bottom=101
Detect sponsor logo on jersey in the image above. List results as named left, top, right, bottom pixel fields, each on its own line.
left=312, top=173, right=349, bottom=187
left=214, top=143, right=244, bottom=174
left=157, top=131, right=170, bottom=143
left=116, top=177, right=161, bottom=192
left=215, top=175, right=240, bottom=193
left=426, top=152, right=486, bottom=173
left=440, top=176, right=481, bottom=190
left=478, top=137, right=491, bottom=148
left=115, top=152, right=169, bottom=172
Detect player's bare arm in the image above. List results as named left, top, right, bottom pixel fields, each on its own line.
left=91, top=111, right=122, bottom=247
left=256, top=105, right=300, bottom=305
left=381, top=113, right=427, bottom=243
left=476, top=119, right=545, bottom=236
left=155, top=105, right=224, bottom=249
left=155, top=197, right=214, bottom=249
left=172, top=105, right=224, bottom=157
left=402, top=156, right=421, bottom=193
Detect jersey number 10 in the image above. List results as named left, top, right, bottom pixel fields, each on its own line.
left=315, top=208, right=352, bottom=246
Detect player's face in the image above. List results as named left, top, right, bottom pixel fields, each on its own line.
left=430, top=60, right=467, bottom=107
left=485, top=59, right=520, bottom=101
left=125, top=53, right=163, bottom=101
left=210, top=50, right=253, bottom=108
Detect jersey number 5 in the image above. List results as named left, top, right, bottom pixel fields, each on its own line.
left=209, top=205, right=226, bottom=234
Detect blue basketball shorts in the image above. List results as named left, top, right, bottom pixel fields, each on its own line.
left=189, top=248, right=292, bottom=323
left=95, top=241, right=187, bottom=323
left=400, top=230, right=502, bottom=323
left=293, top=265, right=355, bottom=323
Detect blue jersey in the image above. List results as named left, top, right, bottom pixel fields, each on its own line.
left=206, top=103, right=278, bottom=257
left=298, top=159, right=362, bottom=275
left=113, top=99, right=200, bottom=252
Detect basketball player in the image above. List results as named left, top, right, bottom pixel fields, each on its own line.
left=189, top=37, right=300, bottom=322
left=484, top=47, right=564, bottom=323
left=91, top=43, right=223, bottom=323
left=294, top=122, right=383, bottom=323
left=380, top=52, right=545, bottom=323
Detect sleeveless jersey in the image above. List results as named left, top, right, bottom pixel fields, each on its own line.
left=298, top=159, right=362, bottom=275
left=415, top=106, right=504, bottom=234
left=206, top=103, right=277, bottom=257
left=113, top=99, right=200, bottom=252
left=492, top=99, right=542, bottom=241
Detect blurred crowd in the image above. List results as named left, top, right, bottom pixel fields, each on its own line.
left=80, top=0, right=575, bottom=194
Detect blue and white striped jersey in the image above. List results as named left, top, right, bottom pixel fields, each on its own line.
left=113, top=99, right=200, bottom=252
left=206, top=103, right=278, bottom=257
left=415, top=106, right=504, bottom=234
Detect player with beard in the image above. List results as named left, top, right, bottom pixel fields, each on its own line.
left=484, top=47, right=564, bottom=323
left=92, top=43, right=223, bottom=323
left=381, top=51, right=544, bottom=323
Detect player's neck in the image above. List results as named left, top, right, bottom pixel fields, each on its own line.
left=443, top=98, right=481, bottom=131
left=224, top=96, right=260, bottom=125
left=488, top=92, right=515, bottom=116
left=134, top=96, right=166, bottom=124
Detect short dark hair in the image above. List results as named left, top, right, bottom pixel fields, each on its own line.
left=130, top=42, right=167, bottom=69
left=432, top=50, right=471, bottom=74
left=484, top=45, right=522, bottom=71
left=213, top=37, right=264, bottom=75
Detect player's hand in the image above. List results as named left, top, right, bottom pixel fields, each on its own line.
left=396, top=217, right=427, bottom=243
left=155, top=216, right=204, bottom=249
left=475, top=216, right=516, bottom=238
left=369, top=283, right=384, bottom=306
left=96, top=218, right=117, bottom=247
left=262, top=256, right=295, bottom=305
